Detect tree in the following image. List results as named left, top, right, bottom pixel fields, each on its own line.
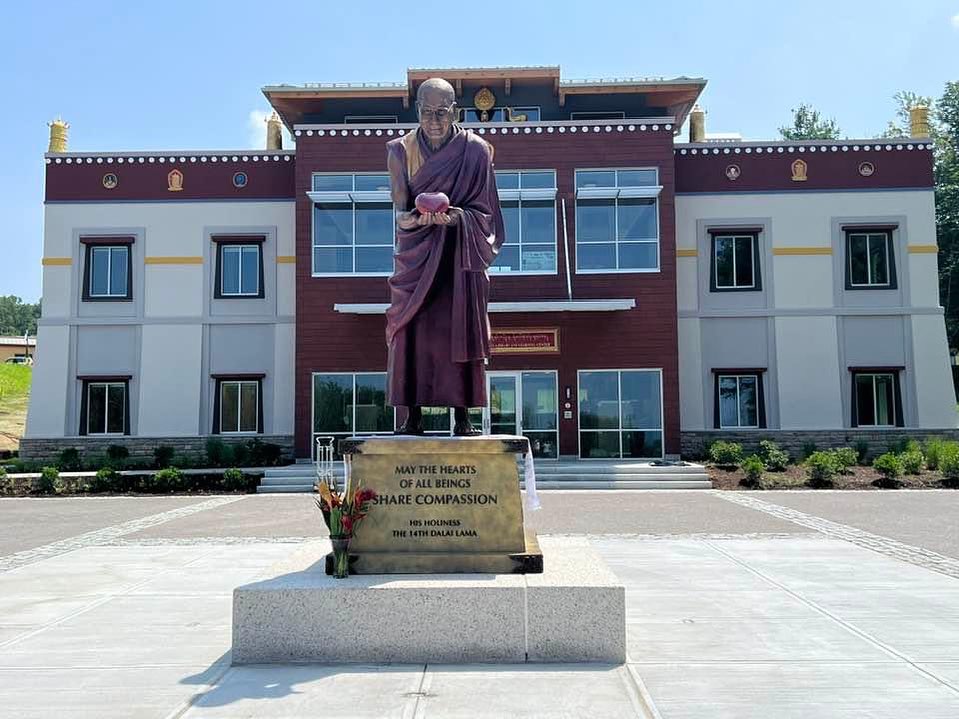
left=933, top=82, right=959, bottom=346
left=879, top=91, right=933, bottom=139
left=778, top=104, right=841, bottom=140
left=0, top=296, right=40, bottom=335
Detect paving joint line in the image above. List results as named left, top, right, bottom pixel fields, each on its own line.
left=621, top=663, right=662, bottom=718
left=0, top=496, right=248, bottom=572
left=703, top=538, right=959, bottom=698
left=713, top=492, right=959, bottom=579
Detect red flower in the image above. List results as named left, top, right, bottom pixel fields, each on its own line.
left=354, top=487, right=378, bottom=505
left=341, top=514, right=354, bottom=534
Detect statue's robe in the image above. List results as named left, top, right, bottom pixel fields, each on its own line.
left=385, top=126, right=505, bottom=408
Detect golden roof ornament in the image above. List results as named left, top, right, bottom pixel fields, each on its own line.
left=266, top=111, right=283, bottom=150
left=473, top=87, right=496, bottom=122
left=48, top=117, right=69, bottom=153
left=910, top=105, right=930, bottom=139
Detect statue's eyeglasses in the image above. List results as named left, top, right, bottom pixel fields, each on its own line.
left=419, top=105, right=455, bottom=121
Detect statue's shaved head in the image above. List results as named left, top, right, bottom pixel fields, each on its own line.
left=417, top=78, right=456, bottom=107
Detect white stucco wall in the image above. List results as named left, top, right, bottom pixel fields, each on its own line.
left=137, top=324, right=203, bottom=436
left=23, top=325, right=71, bottom=437
left=774, top=316, right=844, bottom=429
left=911, top=314, right=958, bottom=428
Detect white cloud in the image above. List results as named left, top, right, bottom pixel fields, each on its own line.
left=247, top=109, right=295, bottom=150
left=952, top=12, right=959, bottom=29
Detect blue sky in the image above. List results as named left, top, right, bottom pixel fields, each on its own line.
left=2, top=0, right=957, bottom=303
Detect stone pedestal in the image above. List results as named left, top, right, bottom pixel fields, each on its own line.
left=332, top=435, right=542, bottom=574
left=232, top=537, right=625, bottom=664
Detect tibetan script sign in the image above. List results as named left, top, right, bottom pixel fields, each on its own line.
left=491, top=328, right=559, bottom=355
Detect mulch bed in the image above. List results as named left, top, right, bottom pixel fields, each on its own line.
left=708, top=464, right=954, bottom=491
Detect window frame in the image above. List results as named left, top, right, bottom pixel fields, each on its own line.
left=212, top=236, right=265, bottom=300
left=573, top=167, right=662, bottom=274
left=212, top=374, right=264, bottom=435
left=310, top=172, right=395, bottom=278
left=78, top=375, right=131, bottom=436
left=844, top=228, right=897, bottom=290
left=850, top=368, right=904, bottom=428
left=713, top=370, right=766, bottom=429
left=492, top=169, right=559, bottom=276
left=709, top=231, right=762, bottom=292
left=81, top=237, right=134, bottom=302
left=576, top=368, right=664, bottom=460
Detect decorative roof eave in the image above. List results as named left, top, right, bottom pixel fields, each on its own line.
left=675, top=139, right=934, bottom=156
left=292, top=118, right=677, bottom=139
left=44, top=150, right=295, bottom=165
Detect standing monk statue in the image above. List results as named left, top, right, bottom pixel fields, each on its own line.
left=385, top=78, right=506, bottom=436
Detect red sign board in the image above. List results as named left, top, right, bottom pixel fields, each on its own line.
left=491, top=328, right=560, bottom=354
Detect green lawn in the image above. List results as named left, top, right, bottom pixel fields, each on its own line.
left=0, top=365, right=31, bottom=451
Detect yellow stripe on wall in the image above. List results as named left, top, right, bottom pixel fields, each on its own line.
left=276, top=255, right=297, bottom=263
left=908, top=245, right=939, bottom=254
left=41, top=257, right=72, bottom=266
left=772, top=247, right=833, bottom=256
left=676, top=249, right=698, bottom=257
left=145, top=256, right=204, bottom=265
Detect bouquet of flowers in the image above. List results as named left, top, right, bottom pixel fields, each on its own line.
left=315, top=475, right=377, bottom=578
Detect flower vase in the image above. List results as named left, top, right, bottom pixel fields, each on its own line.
left=330, top=535, right=351, bottom=578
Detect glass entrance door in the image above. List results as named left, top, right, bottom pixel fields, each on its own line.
left=485, top=371, right=558, bottom=458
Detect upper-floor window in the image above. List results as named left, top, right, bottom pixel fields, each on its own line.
left=81, top=237, right=133, bottom=301
left=845, top=229, right=897, bottom=290
left=213, top=236, right=265, bottom=299
left=711, top=232, right=761, bottom=291
left=574, top=169, right=661, bottom=273
left=492, top=170, right=557, bottom=274
left=310, top=174, right=394, bottom=276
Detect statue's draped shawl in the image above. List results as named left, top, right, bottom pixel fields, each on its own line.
left=385, top=126, right=505, bottom=363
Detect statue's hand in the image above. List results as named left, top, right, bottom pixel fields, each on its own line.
left=435, top=207, right=464, bottom=226
left=416, top=212, right=435, bottom=226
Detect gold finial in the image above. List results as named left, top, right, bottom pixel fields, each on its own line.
left=266, top=111, right=283, bottom=150
left=689, top=105, right=705, bottom=143
left=48, top=117, right=69, bottom=153
left=910, top=105, right=930, bottom=139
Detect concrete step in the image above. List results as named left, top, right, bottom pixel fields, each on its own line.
left=530, top=480, right=712, bottom=490
left=257, top=483, right=315, bottom=493
left=260, top=475, right=317, bottom=486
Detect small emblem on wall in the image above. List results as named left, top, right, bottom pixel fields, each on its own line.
left=167, top=169, right=184, bottom=192
left=102, top=173, right=118, bottom=189
left=232, top=171, right=248, bottom=189
left=791, top=159, right=808, bottom=182
left=725, top=164, right=741, bottom=181
left=858, top=161, right=875, bottom=177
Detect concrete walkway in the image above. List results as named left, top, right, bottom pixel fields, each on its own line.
left=1, top=491, right=958, bottom=717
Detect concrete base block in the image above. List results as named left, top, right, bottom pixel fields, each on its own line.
left=232, top=537, right=625, bottom=665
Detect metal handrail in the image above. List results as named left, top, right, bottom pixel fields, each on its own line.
left=314, top=436, right=336, bottom=491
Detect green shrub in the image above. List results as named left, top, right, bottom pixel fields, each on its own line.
left=154, top=445, right=176, bottom=469
left=709, top=441, right=744, bottom=468
left=231, top=442, right=251, bottom=467
left=52, top=477, right=69, bottom=495
left=924, top=438, right=950, bottom=470
left=740, top=455, right=765, bottom=488
left=248, top=439, right=282, bottom=467
left=0, top=466, right=7, bottom=480
left=900, top=449, right=924, bottom=475
left=873, top=452, right=904, bottom=480
left=151, top=467, right=184, bottom=493
left=205, top=438, right=231, bottom=467
left=106, top=445, right=129, bottom=468
left=940, top=445, right=959, bottom=487
left=90, top=467, right=117, bottom=493
left=800, top=441, right=818, bottom=460
left=57, top=448, right=81, bottom=471
left=805, top=451, right=839, bottom=488
left=222, top=467, right=246, bottom=491
left=38, top=466, right=59, bottom=493
left=831, top=447, right=858, bottom=475
left=854, top=440, right=870, bottom=465
left=758, top=440, right=789, bottom=471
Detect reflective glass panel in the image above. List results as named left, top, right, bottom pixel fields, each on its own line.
left=579, top=371, right=619, bottom=429
left=313, top=374, right=353, bottom=433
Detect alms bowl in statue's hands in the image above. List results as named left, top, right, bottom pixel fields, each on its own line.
left=415, top=192, right=450, bottom=214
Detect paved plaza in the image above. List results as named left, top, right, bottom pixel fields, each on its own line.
left=2, top=490, right=959, bottom=717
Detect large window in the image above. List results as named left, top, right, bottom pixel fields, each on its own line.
left=845, top=230, right=896, bottom=289
left=215, top=379, right=261, bottom=434
left=851, top=370, right=903, bottom=427
left=82, top=238, right=133, bottom=301
left=213, top=237, right=265, bottom=299
left=80, top=379, right=129, bottom=435
left=575, top=169, right=661, bottom=272
left=313, top=373, right=395, bottom=453
left=578, top=370, right=663, bottom=459
left=711, top=233, right=760, bottom=291
left=715, top=373, right=764, bottom=429
left=492, top=170, right=557, bottom=274
left=310, top=174, right=394, bottom=275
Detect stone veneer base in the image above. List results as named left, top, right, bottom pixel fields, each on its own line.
left=232, top=536, right=625, bottom=665
left=18, top=435, right=295, bottom=463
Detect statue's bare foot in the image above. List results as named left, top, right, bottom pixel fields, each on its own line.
left=453, top=420, right=482, bottom=437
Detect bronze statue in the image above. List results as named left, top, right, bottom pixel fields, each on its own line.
left=385, top=78, right=506, bottom=436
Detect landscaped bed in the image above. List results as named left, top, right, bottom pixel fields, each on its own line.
left=703, top=438, right=959, bottom=491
